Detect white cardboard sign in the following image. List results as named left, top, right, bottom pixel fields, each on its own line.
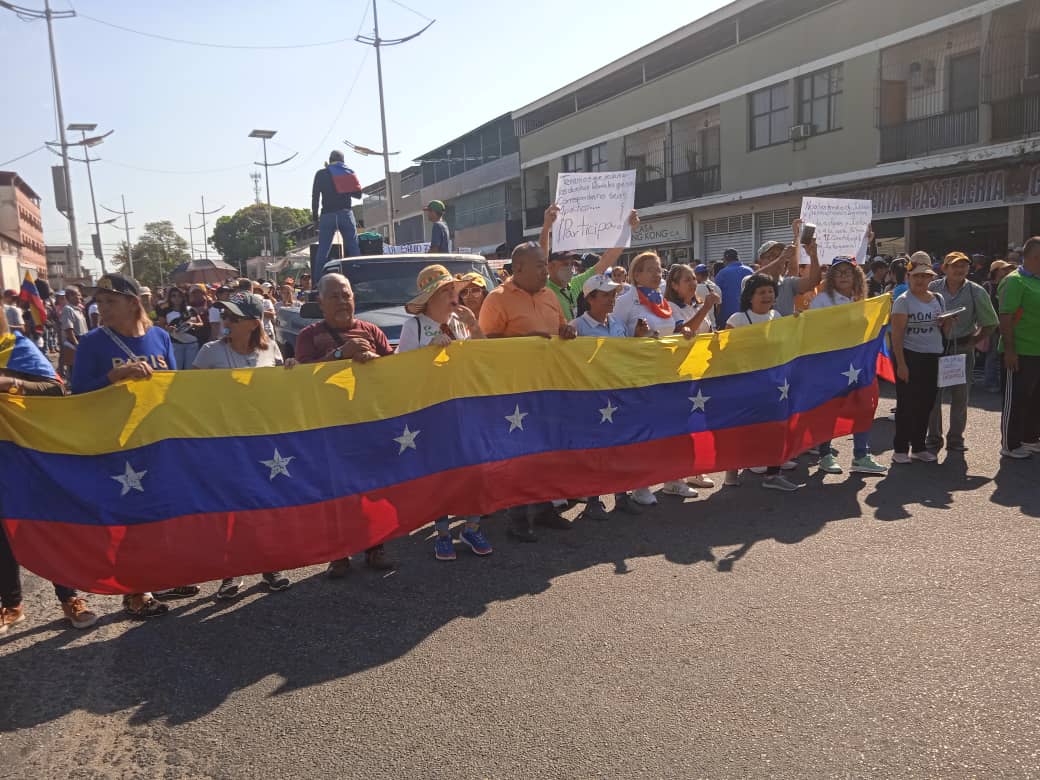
left=799, top=197, right=873, bottom=265
left=937, top=353, right=968, bottom=387
left=552, top=171, right=636, bottom=251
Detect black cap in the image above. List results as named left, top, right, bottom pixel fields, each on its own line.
left=548, top=251, right=579, bottom=262
left=723, top=248, right=739, bottom=262
left=96, top=273, right=141, bottom=297
left=218, top=292, right=265, bottom=320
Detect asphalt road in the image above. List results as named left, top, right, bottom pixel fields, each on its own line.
left=2, top=386, right=1038, bottom=780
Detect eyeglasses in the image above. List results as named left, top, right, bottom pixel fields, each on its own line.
left=460, top=286, right=484, bottom=296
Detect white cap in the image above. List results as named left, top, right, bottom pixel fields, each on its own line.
left=165, top=310, right=183, bottom=324
left=582, top=273, right=621, bottom=297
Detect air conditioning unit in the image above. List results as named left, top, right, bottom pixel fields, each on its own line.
left=909, top=60, right=937, bottom=90
left=789, top=124, right=814, bottom=141
left=1022, top=74, right=1040, bottom=95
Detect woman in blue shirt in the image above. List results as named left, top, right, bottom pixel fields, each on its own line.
left=70, top=273, right=181, bottom=618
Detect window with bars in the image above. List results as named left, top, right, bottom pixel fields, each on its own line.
left=587, top=143, right=608, bottom=172
left=750, top=83, right=790, bottom=149
left=797, top=65, right=842, bottom=133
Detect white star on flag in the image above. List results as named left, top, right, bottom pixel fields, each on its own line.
left=111, top=462, right=147, bottom=497
left=260, top=449, right=295, bottom=481
left=393, top=424, right=421, bottom=454
left=689, top=390, right=710, bottom=412
left=778, top=380, right=791, bottom=401
left=841, top=363, right=862, bottom=386
left=505, top=404, right=528, bottom=432
left=599, top=400, right=617, bottom=424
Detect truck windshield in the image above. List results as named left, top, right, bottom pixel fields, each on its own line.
left=338, top=259, right=496, bottom=310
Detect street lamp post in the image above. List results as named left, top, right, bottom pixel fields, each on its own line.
left=249, top=130, right=296, bottom=266
left=101, top=196, right=134, bottom=278
left=196, top=196, right=225, bottom=262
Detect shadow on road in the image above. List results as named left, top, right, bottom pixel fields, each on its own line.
left=0, top=387, right=1015, bottom=732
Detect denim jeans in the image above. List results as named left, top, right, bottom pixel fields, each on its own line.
left=172, top=340, right=199, bottom=371
left=314, top=208, right=361, bottom=282
left=434, top=516, right=480, bottom=534
left=822, top=430, right=871, bottom=459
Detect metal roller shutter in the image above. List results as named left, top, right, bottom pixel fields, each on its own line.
left=703, top=213, right=754, bottom=265
left=755, top=207, right=801, bottom=251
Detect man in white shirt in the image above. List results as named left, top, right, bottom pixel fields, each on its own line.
left=3, top=289, right=24, bottom=333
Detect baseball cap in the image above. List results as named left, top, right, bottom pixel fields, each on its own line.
left=138, top=286, right=152, bottom=295
left=694, top=264, right=709, bottom=274
left=830, top=256, right=856, bottom=267
left=549, top=250, right=579, bottom=262
left=757, top=240, right=781, bottom=258
left=2, top=288, right=17, bottom=297
left=723, top=248, right=739, bottom=262
left=582, top=273, right=621, bottom=297
left=943, top=251, right=970, bottom=266
left=55, top=290, right=66, bottom=297
left=423, top=200, right=446, bottom=214
left=96, top=273, right=141, bottom=297
left=218, top=292, right=265, bottom=320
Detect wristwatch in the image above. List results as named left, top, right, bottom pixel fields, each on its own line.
left=7, top=378, right=24, bottom=395
left=333, top=348, right=343, bottom=359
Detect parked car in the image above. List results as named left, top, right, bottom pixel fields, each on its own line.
left=276, top=253, right=498, bottom=355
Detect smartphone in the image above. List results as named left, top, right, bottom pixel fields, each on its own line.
left=800, top=222, right=817, bottom=245
left=936, top=306, right=966, bottom=320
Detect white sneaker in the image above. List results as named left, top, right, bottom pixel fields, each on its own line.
left=911, top=451, right=938, bottom=463
left=661, top=481, right=698, bottom=498
left=749, top=466, right=768, bottom=474
left=891, top=453, right=912, bottom=464
left=780, top=460, right=798, bottom=471
left=686, top=475, right=715, bottom=488
left=1022, top=441, right=1040, bottom=454
left=630, top=487, right=658, bottom=505
left=1001, top=446, right=1032, bottom=459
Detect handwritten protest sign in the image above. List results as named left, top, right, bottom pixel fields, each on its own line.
left=552, top=171, right=636, bottom=251
left=799, top=197, right=872, bottom=265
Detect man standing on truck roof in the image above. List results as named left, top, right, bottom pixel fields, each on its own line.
left=423, top=200, right=451, bottom=254
left=311, top=150, right=363, bottom=284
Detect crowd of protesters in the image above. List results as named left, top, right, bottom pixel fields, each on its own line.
left=2, top=205, right=1039, bottom=634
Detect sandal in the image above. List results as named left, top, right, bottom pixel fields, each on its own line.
left=153, top=585, right=200, bottom=601
left=123, top=593, right=170, bottom=619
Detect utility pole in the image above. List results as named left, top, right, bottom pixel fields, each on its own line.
left=183, top=213, right=205, bottom=260
left=196, top=196, right=225, bottom=261
left=2, top=1, right=81, bottom=258
left=101, top=196, right=134, bottom=278
left=250, top=171, right=263, bottom=205
left=64, top=123, right=114, bottom=275
left=355, top=0, right=434, bottom=246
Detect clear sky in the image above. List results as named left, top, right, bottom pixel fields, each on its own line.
left=1, top=0, right=731, bottom=276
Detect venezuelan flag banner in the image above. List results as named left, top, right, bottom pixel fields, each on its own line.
left=19, top=272, right=47, bottom=333
left=0, top=297, right=890, bottom=594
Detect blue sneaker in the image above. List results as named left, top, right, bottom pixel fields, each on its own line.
left=459, top=526, right=493, bottom=556
left=434, top=534, right=456, bottom=561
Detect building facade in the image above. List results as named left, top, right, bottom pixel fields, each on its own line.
left=0, top=171, right=46, bottom=279
left=512, top=0, right=1040, bottom=264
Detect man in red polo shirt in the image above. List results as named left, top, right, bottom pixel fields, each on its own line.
left=295, top=272, right=395, bottom=575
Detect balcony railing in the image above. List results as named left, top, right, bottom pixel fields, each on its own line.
left=525, top=205, right=548, bottom=229
left=991, top=94, right=1040, bottom=142
left=634, top=178, right=667, bottom=208
left=880, top=108, right=979, bottom=162
left=671, top=166, right=721, bottom=201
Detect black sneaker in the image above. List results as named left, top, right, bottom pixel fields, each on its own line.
left=581, top=498, right=610, bottom=521
left=613, top=494, right=641, bottom=515
left=534, top=507, right=573, bottom=530
left=154, top=585, right=200, bottom=601
left=326, top=558, right=352, bottom=579
left=262, top=572, right=291, bottom=591
left=216, top=578, right=243, bottom=600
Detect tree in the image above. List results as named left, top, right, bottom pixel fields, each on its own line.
left=111, top=221, right=191, bottom=290
left=210, top=204, right=312, bottom=268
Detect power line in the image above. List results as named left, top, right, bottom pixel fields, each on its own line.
left=0, top=145, right=46, bottom=166
left=388, top=0, right=434, bottom=23
left=285, top=49, right=371, bottom=171
left=76, top=12, right=359, bottom=50
left=102, top=159, right=255, bottom=175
